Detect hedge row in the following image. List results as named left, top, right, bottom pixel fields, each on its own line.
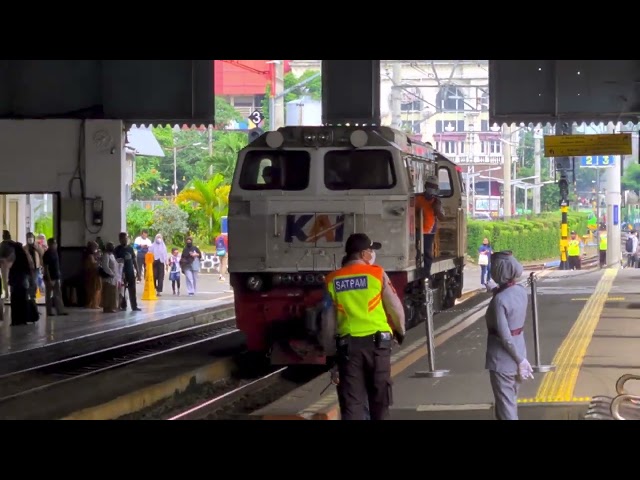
left=466, top=212, right=591, bottom=262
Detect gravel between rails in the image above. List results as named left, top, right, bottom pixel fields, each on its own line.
left=119, top=365, right=326, bottom=420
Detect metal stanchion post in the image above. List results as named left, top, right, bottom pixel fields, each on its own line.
left=529, top=272, right=555, bottom=373
left=414, top=279, right=450, bottom=378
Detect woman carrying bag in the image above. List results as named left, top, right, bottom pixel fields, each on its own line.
left=478, top=238, right=492, bottom=286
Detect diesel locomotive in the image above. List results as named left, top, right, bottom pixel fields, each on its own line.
left=228, top=126, right=467, bottom=365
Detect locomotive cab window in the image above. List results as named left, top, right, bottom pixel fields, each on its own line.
left=324, top=149, right=396, bottom=190
left=437, top=166, right=453, bottom=198
left=239, top=150, right=311, bottom=191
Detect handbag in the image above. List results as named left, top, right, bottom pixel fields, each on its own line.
left=191, top=258, right=201, bottom=272
left=478, top=253, right=489, bottom=266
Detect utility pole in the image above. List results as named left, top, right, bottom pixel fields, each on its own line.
left=207, top=124, right=213, bottom=176
left=555, top=121, right=572, bottom=270
left=606, top=121, right=622, bottom=268
left=503, top=123, right=512, bottom=218
left=391, top=62, right=402, bottom=129
left=533, top=130, right=541, bottom=214
left=173, top=146, right=178, bottom=199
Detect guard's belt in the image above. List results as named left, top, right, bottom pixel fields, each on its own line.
left=488, top=327, right=523, bottom=336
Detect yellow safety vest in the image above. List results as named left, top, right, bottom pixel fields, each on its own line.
left=567, top=239, right=580, bottom=256
left=326, top=263, right=391, bottom=338
left=599, top=233, right=607, bottom=250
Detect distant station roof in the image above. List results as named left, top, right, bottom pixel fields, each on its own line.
left=126, top=126, right=165, bottom=157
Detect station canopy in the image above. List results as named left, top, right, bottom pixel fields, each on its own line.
left=489, top=60, right=640, bottom=128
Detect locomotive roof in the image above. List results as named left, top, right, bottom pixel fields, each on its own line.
left=244, top=125, right=436, bottom=161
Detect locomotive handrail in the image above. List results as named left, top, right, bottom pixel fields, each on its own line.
left=615, top=373, right=640, bottom=395
left=610, top=394, right=640, bottom=420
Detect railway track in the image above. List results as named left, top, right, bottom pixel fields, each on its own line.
left=163, top=365, right=324, bottom=421
left=0, top=315, right=239, bottom=405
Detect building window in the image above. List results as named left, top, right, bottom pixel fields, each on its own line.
left=401, top=120, right=422, bottom=134
left=481, top=120, right=489, bottom=132
left=436, top=141, right=464, bottom=155
left=435, top=120, right=465, bottom=133
left=233, top=96, right=254, bottom=108
left=401, top=87, right=423, bottom=112
left=481, top=140, right=502, bottom=154
left=436, top=85, right=466, bottom=112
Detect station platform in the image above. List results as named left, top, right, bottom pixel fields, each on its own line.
left=389, top=266, right=640, bottom=420
left=0, top=277, right=234, bottom=375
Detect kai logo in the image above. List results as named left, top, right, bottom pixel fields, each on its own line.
left=284, top=214, right=345, bottom=243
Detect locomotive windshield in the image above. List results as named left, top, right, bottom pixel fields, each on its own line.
left=239, top=150, right=311, bottom=191
left=324, top=149, right=396, bottom=190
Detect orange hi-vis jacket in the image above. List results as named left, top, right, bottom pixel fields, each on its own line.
left=415, top=195, right=438, bottom=234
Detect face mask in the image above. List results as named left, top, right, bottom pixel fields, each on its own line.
left=363, top=250, right=376, bottom=265
left=27, top=238, right=34, bottom=245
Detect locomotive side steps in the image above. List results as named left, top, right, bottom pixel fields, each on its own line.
left=0, top=295, right=235, bottom=376
left=250, top=274, right=554, bottom=420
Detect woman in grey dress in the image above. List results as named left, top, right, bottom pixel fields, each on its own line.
left=484, top=251, right=534, bottom=420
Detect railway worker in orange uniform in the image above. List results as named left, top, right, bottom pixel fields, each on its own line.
left=415, top=176, right=446, bottom=277
left=322, top=233, right=406, bottom=420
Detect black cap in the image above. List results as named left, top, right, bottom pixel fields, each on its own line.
left=345, top=233, right=382, bottom=254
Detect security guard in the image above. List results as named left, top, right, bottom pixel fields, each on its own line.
left=322, top=233, right=406, bottom=420
left=598, top=226, right=607, bottom=268
left=567, top=231, right=582, bottom=270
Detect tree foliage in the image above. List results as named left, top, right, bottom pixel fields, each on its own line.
left=151, top=201, right=189, bottom=245
left=622, top=163, right=640, bottom=193
left=262, top=69, right=321, bottom=129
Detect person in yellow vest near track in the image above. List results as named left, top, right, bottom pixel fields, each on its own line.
left=598, top=226, right=607, bottom=268
left=567, top=231, right=583, bottom=270
left=321, top=233, right=406, bottom=420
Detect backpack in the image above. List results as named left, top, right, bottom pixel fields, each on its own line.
left=626, top=236, right=634, bottom=253
left=215, top=236, right=227, bottom=255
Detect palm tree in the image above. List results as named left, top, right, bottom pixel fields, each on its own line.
left=175, top=173, right=229, bottom=243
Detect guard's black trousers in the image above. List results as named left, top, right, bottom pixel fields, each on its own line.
left=336, top=335, right=393, bottom=420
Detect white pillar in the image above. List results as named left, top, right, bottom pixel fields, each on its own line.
left=606, top=123, right=622, bottom=268
left=83, top=120, right=126, bottom=245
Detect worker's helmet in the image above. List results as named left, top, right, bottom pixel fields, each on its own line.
left=424, top=175, right=439, bottom=196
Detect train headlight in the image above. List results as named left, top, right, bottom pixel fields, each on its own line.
left=349, top=130, right=368, bottom=148
left=293, top=274, right=303, bottom=283
left=266, top=131, right=284, bottom=148
left=281, top=274, right=292, bottom=284
left=316, top=273, right=326, bottom=283
left=247, top=275, right=263, bottom=291
left=272, top=274, right=283, bottom=285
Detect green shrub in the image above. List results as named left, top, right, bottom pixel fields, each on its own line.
left=466, top=212, right=590, bottom=261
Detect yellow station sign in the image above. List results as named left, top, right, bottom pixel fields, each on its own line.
left=543, top=133, right=632, bottom=157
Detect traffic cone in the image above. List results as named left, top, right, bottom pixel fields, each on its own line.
left=141, top=252, right=157, bottom=301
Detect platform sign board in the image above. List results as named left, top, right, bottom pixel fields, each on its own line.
left=579, top=155, right=616, bottom=167
left=544, top=133, right=632, bottom=157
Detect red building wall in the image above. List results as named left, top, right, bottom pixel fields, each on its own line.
left=214, top=60, right=292, bottom=96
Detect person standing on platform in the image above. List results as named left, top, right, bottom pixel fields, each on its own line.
left=100, top=242, right=119, bottom=313
left=484, top=251, right=533, bottom=420
left=149, top=234, right=168, bottom=296
left=567, top=231, right=584, bottom=271
left=42, top=238, right=67, bottom=317
left=115, top=232, right=141, bottom=311
left=322, top=233, right=406, bottom=420
left=598, top=226, right=607, bottom=268
left=214, top=232, right=228, bottom=282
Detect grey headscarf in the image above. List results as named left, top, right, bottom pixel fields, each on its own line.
left=490, top=251, right=523, bottom=286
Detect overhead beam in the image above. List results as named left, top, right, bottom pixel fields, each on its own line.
left=321, top=60, right=380, bottom=125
